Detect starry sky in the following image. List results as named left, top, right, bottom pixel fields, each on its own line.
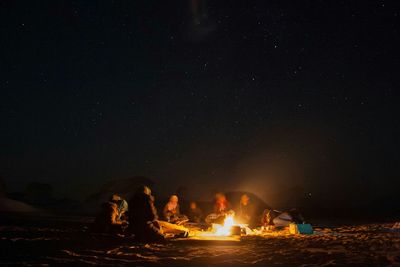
left=1, top=1, right=399, bottom=205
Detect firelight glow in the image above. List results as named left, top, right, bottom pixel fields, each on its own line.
left=214, top=214, right=235, bottom=236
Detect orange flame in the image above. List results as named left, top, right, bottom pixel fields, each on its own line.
left=214, top=214, right=235, bottom=236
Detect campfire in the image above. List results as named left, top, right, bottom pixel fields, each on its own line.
left=194, top=214, right=252, bottom=239
left=214, top=214, right=236, bottom=236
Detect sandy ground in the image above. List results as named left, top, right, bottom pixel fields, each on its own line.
left=0, top=219, right=399, bottom=266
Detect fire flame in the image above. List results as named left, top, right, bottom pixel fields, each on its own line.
left=193, top=214, right=255, bottom=239
left=214, top=214, right=235, bottom=236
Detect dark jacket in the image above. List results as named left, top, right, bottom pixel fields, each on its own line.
left=187, top=207, right=203, bottom=223
left=128, top=192, right=164, bottom=241
left=129, top=193, right=157, bottom=227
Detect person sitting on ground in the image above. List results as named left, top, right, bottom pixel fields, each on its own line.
left=214, top=192, right=230, bottom=214
left=127, top=185, right=165, bottom=242
left=205, top=193, right=233, bottom=224
left=236, top=194, right=255, bottom=226
left=261, top=208, right=305, bottom=228
left=92, top=194, right=128, bottom=234
left=163, top=195, right=188, bottom=224
left=187, top=201, right=203, bottom=223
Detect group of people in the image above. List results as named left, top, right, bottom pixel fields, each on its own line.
left=92, top=185, right=304, bottom=242
left=92, top=185, right=193, bottom=241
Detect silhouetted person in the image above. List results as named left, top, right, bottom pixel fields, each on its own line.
left=128, top=186, right=165, bottom=242
left=187, top=201, right=203, bottom=223
left=175, top=186, right=189, bottom=213
left=92, top=194, right=128, bottom=234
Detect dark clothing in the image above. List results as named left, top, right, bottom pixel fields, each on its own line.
left=287, top=208, right=305, bottom=224
left=187, top=207, right=203, bottom=223
left=128, top=192, right=164, bottom=242
left=92, top=201, right=124, bottom=234
left=237, top=203, right=255, bottom=225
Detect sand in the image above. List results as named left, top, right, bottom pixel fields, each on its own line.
left=0, top=218, right=399, bottom=266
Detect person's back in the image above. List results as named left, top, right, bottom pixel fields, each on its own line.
left=129, top=192, right=157, bottom=229
left=128, top=186, right=164, bottom=242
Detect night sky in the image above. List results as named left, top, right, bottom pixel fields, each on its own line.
left=1, top=1, right=399, bottom=205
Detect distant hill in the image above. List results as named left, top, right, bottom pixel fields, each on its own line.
left=0, top=177, right=6, bottom=197
left=0, top=197, right=39, bottom=213
left=87, top=176, right=154, bottom=204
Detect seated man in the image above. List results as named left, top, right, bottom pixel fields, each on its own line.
left=92, top=194, right=128, bottom=234
left=187, top=201, right=203, bottom=223
left=128, top=186, right=165, bottom=242
left=163, top=195, right=188, bottom=224
left=205, top=193, right=233, bottom=224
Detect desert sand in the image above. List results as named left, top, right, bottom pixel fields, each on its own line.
left=0, top=216, right=399, bottom=266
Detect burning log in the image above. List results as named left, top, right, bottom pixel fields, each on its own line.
left=193, top=214, right=254, bottom=239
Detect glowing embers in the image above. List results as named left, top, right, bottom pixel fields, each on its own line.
left=214, top=214, right=235, bottom=236
left=195, top=214, right=250, bottom=238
